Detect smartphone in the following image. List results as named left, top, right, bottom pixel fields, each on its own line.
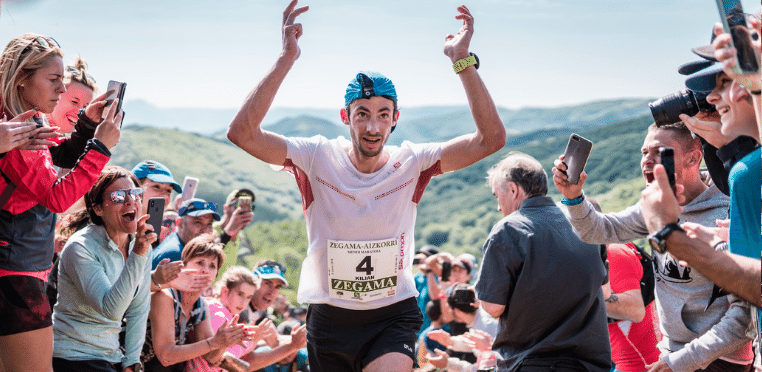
left=146, top=197, right=165, bottom=248
left=562, top=133, right=593, bottom=184
left=441, top=261, right=451, bottom=282
left=104, top=80, right=127, bottom=126
left=659, top=147, right=676, bottom=194
left=452, top=288, right=475, bottom=305
left=715, top=0, right=760, bottom=74
left=181, top=177, right=199, bottom=202
left=237, top=196, right=252, bottom=212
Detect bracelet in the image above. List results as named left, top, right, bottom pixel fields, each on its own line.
left=151, top=273, right=161, bottom=289
left=206, top=338, right=213, bottom=350
left=561, top=191, right=585, bottom=206
left=713, top=240, right=728, bottom=251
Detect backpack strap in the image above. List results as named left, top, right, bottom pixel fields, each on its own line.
left=0, top=170, right=16, bottom=210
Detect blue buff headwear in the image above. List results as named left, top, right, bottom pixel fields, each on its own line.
left=344, top=71, right=398, bottom=133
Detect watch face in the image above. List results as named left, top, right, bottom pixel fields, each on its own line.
left=648, top=237, right=666, bottom=254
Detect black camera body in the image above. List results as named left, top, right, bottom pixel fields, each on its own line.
left=649, top=89, right=715, bottom=126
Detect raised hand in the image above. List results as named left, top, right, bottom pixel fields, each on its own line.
left=169, top=268, right=213, bottom=292
left=153, top=259, right=183, bottom=285
left=444, top=5, right=474, bottom=63
left=210, top=314, right=246, bottom=350
left=92, top=98, right=122, bottom=149
left=552, top=155, right=586, bottom=200
left=281, top=0, right=309, bottom=61
left=712, top=17, right=761, bottom=92
left=134, top=215, right=157, bottom=256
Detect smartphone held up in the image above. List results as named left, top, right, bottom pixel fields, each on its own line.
left=104, top=80, right=127, bottom=126
left=562, top=134, right=593, bottom=185
left=715, top=0, right=760, bottom=75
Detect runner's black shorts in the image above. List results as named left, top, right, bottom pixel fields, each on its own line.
left=0, top=275, right=52, bottom=336
left=306, top=297, right=423, bottom=372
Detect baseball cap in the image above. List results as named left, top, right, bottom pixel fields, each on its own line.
left=415, top=245, right=439, bottom=257
left=254, top=260, right=289, bottom=286
left=131, top=160, right=182, bottom=193
left=685, top=63, right=724, bottom=92
left=452, top=253, right=477, bottom=274
left=677, top=60, right=715, bottom=76
left=178, top=198, right=221, bottom=221
left=344, top=72, right=397, bottom=107
left=225, top=188, right=256, bottom=205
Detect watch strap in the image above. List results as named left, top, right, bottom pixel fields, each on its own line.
left=453, top=53, right=479, bottom=73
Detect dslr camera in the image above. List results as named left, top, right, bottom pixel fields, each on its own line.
left=649, top=89, right=714, bottom=126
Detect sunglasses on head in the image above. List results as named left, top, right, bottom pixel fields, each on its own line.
left=66, top=65, right=96, bottom=84
left=179, top=201, right=217, bottom=216
left=108, top=188, right=144, bottom=204
left=20, top=36, right=60, bottom=58
left=258, top=261, right=287, bottom=275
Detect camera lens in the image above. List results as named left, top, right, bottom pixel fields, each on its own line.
left=649, top=90, right=699, bottom=126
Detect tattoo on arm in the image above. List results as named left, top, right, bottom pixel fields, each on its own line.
left=606, top=294, right=619, bottom=303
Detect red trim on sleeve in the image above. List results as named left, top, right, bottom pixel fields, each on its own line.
left=282, top=159, right=314, bottom=212
left=412, top=160, right=442, bottom=204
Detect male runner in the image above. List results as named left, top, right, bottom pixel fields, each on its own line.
left=227, top=1, right=506, bottom=371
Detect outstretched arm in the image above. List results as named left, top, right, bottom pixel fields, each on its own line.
left=440, top=5, right=506, bottom=173
left=227, top=0, right=309, bottom=166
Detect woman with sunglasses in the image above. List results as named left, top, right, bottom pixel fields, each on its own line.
left=51, top=167, right=155, bottom=372
left=0, top=33, right=121, bottom=372
left=141, top=234, right=252, bottom=372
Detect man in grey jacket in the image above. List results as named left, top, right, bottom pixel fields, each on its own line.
left=552, top=122, right=753, bottom=372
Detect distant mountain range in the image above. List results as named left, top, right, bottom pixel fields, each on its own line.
left=122, top=97, right=656, bottom=143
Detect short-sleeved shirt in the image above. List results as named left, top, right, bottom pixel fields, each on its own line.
left=284, top=136, right=442, bottom=310
left=475, top=195, right=611, bottom=372
left=607, top=244, right=661, bottom=372
left=185, top=299, right=254, bottom=372
left=151, top=232, right=185, bottom=269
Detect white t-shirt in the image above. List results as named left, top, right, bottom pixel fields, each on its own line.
left=284, top=135, right=442, bottom=310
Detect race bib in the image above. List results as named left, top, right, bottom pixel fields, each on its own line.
left=328, top=238, right=399, bottom=302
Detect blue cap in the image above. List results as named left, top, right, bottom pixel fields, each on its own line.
left=685, top=63, right=724, bottom=92
left=344, top=72, right=397, bottom=107
left=131, top=160, right=182, bottom=193
left=178, top=198, right=221, bottom=221
left=254, top=261, right=289, bottom=286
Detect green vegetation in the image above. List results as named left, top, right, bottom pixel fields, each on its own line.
left=115, top=102, right=655, bottom=301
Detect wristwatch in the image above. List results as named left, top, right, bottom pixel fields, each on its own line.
left=648, top=223, right=684, bottom=254
left=452, top=52, right=479, bottom=73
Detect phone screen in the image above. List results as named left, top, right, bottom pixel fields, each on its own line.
left=716, top=0, right=760, bottom=74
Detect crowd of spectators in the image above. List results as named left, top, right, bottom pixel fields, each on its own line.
left=0, top=4, right=759, bottom=372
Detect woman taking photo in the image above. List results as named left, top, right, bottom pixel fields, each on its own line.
left=141, top=234, right=251, bottom=372
left=52, top=167, right=155, bottom=372
left=0, top=33, right=121, bottom=372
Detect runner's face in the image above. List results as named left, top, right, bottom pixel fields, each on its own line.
left=250, top=278, right=284, bottom=311
left=346, top=96, right=398, bottom=158
left=222, top=282, right=256, bottom=315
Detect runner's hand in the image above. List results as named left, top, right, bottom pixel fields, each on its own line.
left=444, top=5, right=475, bottom=63
left=281, top=0, right=309, bottom=61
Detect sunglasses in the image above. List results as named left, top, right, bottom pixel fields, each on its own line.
left=66, top=65, right=96, bottom=84
left=179, top=201, right=217, bottom=216
left=108, top=188, right=144, bottom=204
left=20, top=36, right=60, bottom=58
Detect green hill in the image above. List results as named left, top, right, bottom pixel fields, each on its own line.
left=111, top=104, right=655, bottom=302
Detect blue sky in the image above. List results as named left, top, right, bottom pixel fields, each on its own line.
left=1, top=0, right=759, bottom=111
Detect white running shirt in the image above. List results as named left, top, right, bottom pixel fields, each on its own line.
left=284, top=135, right=442, bottom=310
